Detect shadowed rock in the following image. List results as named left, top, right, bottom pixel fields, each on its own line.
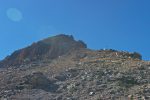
left=24, top=72, right=59, bottom=92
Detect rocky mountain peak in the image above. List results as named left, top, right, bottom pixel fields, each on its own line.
left=0, top=34, right=87, bottom=68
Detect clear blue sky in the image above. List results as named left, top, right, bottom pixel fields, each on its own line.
left=0, top=0, right=150, bottom=60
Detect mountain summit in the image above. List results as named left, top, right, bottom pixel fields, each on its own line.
left=0, top=34, right=87, bottom=67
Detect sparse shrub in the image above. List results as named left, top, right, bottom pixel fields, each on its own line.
left=130, top=52, right=142, bottom=60
left=24, top=72, right=59, bottom=92
left=118, top=75, right=138, bottom=88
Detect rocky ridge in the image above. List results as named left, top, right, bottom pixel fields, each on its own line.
left=0, top=34, right=149, bottom=100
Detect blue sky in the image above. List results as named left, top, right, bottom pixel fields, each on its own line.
left=0, top=0, right=150, bottom=60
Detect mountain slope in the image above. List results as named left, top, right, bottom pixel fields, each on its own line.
left=0, top=34, right=149, bottom=100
